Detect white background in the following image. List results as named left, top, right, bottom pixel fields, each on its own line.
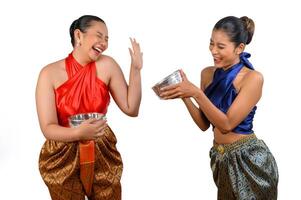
left=0, top=0, right=300, bottom=199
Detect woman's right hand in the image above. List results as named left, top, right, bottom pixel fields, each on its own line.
left=75, top=118, right=108, bottom=141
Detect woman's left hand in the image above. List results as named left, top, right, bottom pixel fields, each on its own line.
left=160, top=70, right=199, bottom=99
left=129, top=37, right=143, bottom=70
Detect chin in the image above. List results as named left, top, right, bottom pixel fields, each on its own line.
left=90, top=56, right=98, bottom=62
left=215, top=61, right=231, bottom=69
left=89, top=54, right=101, bottom=62
left=214, top=62, right=224, bottom=68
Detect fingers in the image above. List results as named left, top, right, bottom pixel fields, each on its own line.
left=180, top=69, right=187, bottom=81
left=82, top=118, right=98, bottom=124
left=160, top=83, right=179, bottom=92
left=163, top=92, right=182, bottom=99
left=128, top=47, right=133, bottom=57
left=83, top=118, right=107, bottom=133
left=161, top=89, right=182, bottom=99
left=93, top=118, right=107, bottom=127
left=160, top=88, right=180, bottom=99
left=94, top=131, right=105, bottom=138
left=94, top=123, right=108, bottom=138
left=77, top=118, right=108, bottom=140
left=97, top=124, right=108, bottom=134
left=130, top=37, right=138, bottom=46
left=160, top=84, right=181, bottom=98
left=129, top=37, right=141, bottom=54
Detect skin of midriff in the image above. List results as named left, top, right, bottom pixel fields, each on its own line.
left=214, top=128, right=252, bottom=144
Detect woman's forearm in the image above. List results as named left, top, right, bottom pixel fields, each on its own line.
left=41, top=124, right=79, bottom=142
left=126, top=66, right=142, bottom=116
left=182, top=97, right=210, bottom=131
left=193, top=90, right=230, bottom=133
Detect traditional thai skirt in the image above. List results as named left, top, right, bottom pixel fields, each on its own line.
left=210, top=134, right=278, bottom=200
left=39, top=126, right=123, bottom=200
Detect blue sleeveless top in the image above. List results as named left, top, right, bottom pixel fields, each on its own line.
left=204, top=52, right=256, bottom=134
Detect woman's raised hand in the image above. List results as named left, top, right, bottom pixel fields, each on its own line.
left=129, top=37, right=143, bottom=70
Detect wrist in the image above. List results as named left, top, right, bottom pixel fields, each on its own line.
left=131, top=63, right=142, bottom=71
left=193, top=88, right=203, bottom=99
left=72, top=127, right=81, bottom=141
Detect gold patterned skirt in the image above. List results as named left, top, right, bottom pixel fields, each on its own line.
left=39, top=126, right=123, bottom=200
left=210, top=134, right=278, bottom=200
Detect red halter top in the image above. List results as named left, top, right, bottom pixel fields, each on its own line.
left=55, top=53, right=110, bottom=127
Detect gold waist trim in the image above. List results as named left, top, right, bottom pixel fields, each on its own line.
left=213, top=134, right=257, bottom=155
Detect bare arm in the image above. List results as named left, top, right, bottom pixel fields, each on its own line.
left=182, top=98, right=210, bottom=131
left=181, top=69, right=211, bottom=131
left=108, top=38, right=143, bottom=117
left=35, top=66, right=107, bottom=142
left=160, top=69, right=263, bottom=134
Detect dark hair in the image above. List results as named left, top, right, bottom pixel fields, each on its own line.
left=69, top=15, right=106, bottom=46
left=213, top=16, right=255, bottom=46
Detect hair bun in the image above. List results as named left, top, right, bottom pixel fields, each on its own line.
left=240, top=16, right=255, bottom=44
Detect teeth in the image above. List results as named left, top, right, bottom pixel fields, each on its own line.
left=94, top=47, right=102, bottom=53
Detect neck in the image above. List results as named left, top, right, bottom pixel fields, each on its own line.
left=222, top=57, right=240, bottom=71
left=72, top=48, right=91, bottom=66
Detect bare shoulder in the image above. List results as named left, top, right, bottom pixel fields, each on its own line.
left=40, top=59, right=65, bottom=76
left=201, top=66, right=216, bottom=90
left=243, top=70, right=264, bottom=86
left=38, top=59, right=66, bottom=87
left=95, top=55, right=122, bottom=85
left=201, top=66, right=216, bottom=78
left=96, top=55, right=119, bottom=69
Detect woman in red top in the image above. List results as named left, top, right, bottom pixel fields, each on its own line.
left=36, top=15, right=143, bottom=200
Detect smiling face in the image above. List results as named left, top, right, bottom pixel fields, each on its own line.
left=209, top=29, right=244, bottom=69
left=74, top=21, right=109, bottom=63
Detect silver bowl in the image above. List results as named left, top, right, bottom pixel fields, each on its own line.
left=68, top=112, right=106, bottom=127
left=152, top=69, right=183, bottom=97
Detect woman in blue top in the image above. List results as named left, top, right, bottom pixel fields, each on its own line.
left=160, top=16, right=278, bottom=199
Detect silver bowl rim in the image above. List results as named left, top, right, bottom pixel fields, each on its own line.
left=68, top=112, right=106, bottom=121
left=153, top=69, right=182, bottom=86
